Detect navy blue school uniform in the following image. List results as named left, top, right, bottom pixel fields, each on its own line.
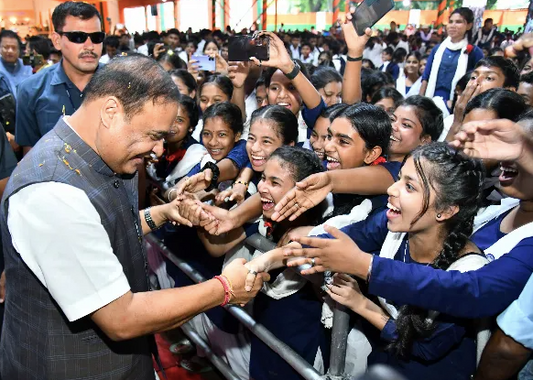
left=302, top=99, right=327, bottom=137
left=249, top=277, right=329, bottom=380
left=380, top=62, right=400, bottom=81
left=421, top=44, right=483, bottom=104
left=186, top=139, right=249, bottom=177
left=243, top=223, right=329, bottom=380
left=470, top=209, right=512, bottom=252
left=370, top=236, right=533, bottom=319
left=318, top=209, right=477, bottom=380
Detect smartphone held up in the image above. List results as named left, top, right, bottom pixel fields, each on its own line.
left=228, top=34, right=270, bottom=62
left=351, top=0, right=394, bottom=36
left=192, top=55, right=216, bottom=71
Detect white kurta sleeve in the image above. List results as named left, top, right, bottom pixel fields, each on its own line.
left=7, top=181, right=131, bottom=322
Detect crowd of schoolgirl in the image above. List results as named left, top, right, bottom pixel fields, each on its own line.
left=139, top=8, right=533, bottom=380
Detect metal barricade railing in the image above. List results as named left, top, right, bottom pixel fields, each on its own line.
left=243, top=233, right=352, bottom=380
left=145, top=234, right=325, bottom=380
left=180, top=322, right=241, bottom=380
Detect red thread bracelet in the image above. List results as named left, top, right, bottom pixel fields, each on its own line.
left=214, top=275, right=231, bottom=306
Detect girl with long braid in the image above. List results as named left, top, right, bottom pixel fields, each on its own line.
left=277, top=142, right=486, bottom=379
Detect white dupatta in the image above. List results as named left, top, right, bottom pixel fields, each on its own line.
left=396, top=74, right=423, bottom=98
left=425, top=37, right=469, bottom=100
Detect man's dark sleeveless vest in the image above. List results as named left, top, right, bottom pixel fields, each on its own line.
left=0, top=119, right=154, bottom=379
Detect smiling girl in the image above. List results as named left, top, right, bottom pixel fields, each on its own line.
left=253, top=31, right=326, bottom=143
left=309, top=103, right=348, bottom=161
left=193, top=75, right=234, bottom=141
left=214, top=105, right=299, bottom=204
left=272, top=96, right=443, bottom=223
left=462, top=91, right=533, bottom=257
left=189, top=147, right=327, bottom=380
left=246, top=105, right=298, bottom=174
left=146, top=95, right=200, bottom=187
left=170, top=102, right=250, bottom=197
left=283, top=142, right=486, bottom=380
left=324, top=104, right=391, bottom=173
left=396, top=51, right=423, bottom=98
left=420, top=8, right=483, bottom=106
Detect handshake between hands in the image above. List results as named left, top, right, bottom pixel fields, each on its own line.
left=163, top=170, right=271, bottom=303
left=164, top=169, right=236, bottom=234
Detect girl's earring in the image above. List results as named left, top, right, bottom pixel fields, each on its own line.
left=437, top=213, right=442, bottom=219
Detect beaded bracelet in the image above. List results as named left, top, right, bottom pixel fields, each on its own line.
left=214, top=275, right=234, bottom=306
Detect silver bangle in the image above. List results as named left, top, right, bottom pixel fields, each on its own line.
left=167, top=188, right=178, bottom=202
left=366, top=255, right=374, bottom=283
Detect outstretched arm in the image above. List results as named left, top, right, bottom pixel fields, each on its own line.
left=229, top=61, right=251, bottom=120
left=341, top=15, right=371, bottom=105
left=283, top=225, right=533, bottom=319
left=273, top=164, right=395, bottom=222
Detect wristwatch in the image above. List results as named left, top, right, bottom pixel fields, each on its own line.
left=284, top=60, right=301, bottom=80
left=144, top=207, right=159, bottom=231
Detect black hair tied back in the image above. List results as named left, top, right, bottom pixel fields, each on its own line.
left=388, top=142, right=484, bottom=357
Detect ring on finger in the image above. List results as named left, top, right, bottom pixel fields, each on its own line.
left=248, top=269, right=258, bottom=276
left=310, top=258, right=316, bottom=267
left=294, top=202, right=299, bottom=209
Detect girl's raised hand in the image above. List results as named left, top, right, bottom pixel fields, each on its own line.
left=215, top=184, right=247, bottom=205
left=214, top=52, right=229, bottom=75
left=342, top=13, right=372, bottom=57
left=327, top=273, right=367, bottom=313
left=451, top=119, right=529, bottom=162
left=228, top=61, right=251, bottom=89
left=272, top=172, right=332, bottom=222
left=249, top=31, right=294, bottom=75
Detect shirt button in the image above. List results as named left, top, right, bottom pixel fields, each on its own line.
left=114, top=180, right=120, bottom=188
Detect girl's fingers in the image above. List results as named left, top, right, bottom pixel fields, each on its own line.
left=299, top=265, right=326, bottom=275
left=291, top=234, right=335, bottom=249
left=283, top=246, right=323, bottom=259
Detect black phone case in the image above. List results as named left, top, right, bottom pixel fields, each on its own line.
left=352, top=0, right=394, bottom=36
left=228, top=36, right=269, bottom=61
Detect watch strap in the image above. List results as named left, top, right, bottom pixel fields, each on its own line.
left=284, top=61, right=301, bottom=80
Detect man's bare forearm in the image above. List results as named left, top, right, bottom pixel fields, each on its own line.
left=475, top=327, right=531, bottom=380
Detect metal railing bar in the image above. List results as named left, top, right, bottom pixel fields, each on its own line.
left=145, top=234, right=323, bottom=380
left=180, top=322, right=241, bottom=380
left=327, top=305, right=350, bottom=378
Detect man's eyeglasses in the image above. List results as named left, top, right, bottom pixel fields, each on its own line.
left=58, top=31, right=106, bottom=44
